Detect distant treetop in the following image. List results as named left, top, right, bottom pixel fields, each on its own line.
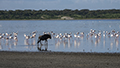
left=0, top=9, right=120, bottom=20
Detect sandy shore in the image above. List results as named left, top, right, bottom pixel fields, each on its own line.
left=0, top=51, right=120, bottom=68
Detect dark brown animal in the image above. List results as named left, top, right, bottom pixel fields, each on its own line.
left=37, top=34, right=51, bottom=51
left=37, top=34, right=51, bottom=45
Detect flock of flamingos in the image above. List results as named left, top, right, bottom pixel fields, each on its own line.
left=0, top=31, right=37, bottom=46
left=0, top=29, right=119, bottom=47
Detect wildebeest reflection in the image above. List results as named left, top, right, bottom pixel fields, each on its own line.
left=37, top=34, right=51, bottom=51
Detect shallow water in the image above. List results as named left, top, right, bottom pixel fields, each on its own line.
left=0, top=20, right=120, bottom=53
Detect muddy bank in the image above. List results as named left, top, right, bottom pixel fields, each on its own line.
left=0, top=51, right=120, bottom=68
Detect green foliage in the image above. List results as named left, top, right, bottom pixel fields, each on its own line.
left=0, top=9, right=120, bottom=20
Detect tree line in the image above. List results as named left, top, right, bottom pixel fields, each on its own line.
left=0, top=9, right=120, bottom=20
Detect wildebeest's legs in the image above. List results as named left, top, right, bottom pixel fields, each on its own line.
left=44, top=40, right=48, bottom=51
left=37, top=39, right=43, bottom=45
left=37, top=39, right=48, bottom=51
left=37, top=43, right=43, bottom=51
left=45, top=40, right=47, bottom=43
left=37, top=39, right=42, bottom=51
left=40, top=41, right=43, bottom=45
left=37, top=39, right=40, bottom=44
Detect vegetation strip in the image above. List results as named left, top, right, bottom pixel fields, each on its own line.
left=0, top=9, right=120, bottom=20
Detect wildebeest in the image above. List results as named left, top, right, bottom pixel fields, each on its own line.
left=37, top=34, right=51, bottom=51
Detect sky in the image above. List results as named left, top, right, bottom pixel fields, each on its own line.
left=0, top=0, right=120, bottom=10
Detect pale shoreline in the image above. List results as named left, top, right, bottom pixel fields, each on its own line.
left=0, top=51, right=120, bottom=68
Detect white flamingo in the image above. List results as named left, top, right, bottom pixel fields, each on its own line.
left=13, top=31, right=18, bottom=36
left=0, top=35, right=3, bottom=40
left=24, top=34, right=30, bottom=40
left=14, top=36, right=18, bottom=42
left=30, top=33, right=36, bottom=39
left=32, top=30, right=37, bottom=34
left=24, top=34, right=30, bottom=45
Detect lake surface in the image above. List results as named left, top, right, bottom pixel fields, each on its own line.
left=0, top=20, right=120, bottom=53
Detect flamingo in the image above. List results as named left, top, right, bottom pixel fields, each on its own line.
left=94, top=34, right=98, bottom=39
left=55, top=34, right=59, bottom=39
left=0, top=35, right=3, bottom=40
left=32, top=30, right=37, bottom=34
left=24, top=34, right=30, bottom=40
left=5, top=36, right=9, bottom=40
left=2, top=33, right=5, bottom=36
left=13, top=31, right=18, bottom=36
left=67, top=34, right=72, bottom=39
left=14, top=36, right=18, bottom=41
left=74, top=33, right=77, bottom=39
left=111, top=30, right=115, bottom=33
left=5, top=32, right=9, bottom=37
left=76, top=32, right=79, bottom=35
left=103, top=31, right=106, bottom=38
left=43, top=32, right=47, bottom=34
left=9, top=36, right=13, bottom=40
left=24, top=34, right=30, bottom=41
left=30, top=33, right=36, bottom=39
